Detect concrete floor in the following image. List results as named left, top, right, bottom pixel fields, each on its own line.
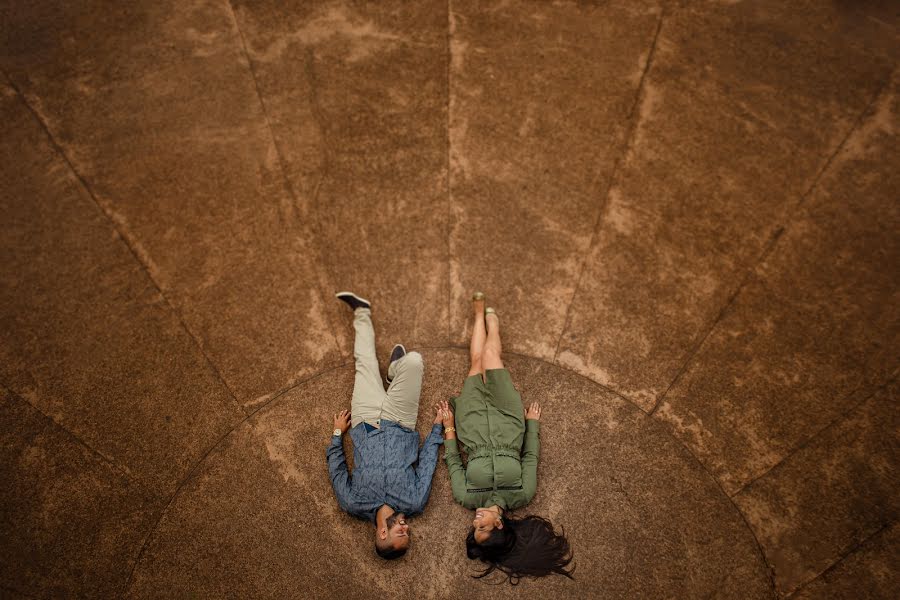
left=1, top=1, right=897, bottom=598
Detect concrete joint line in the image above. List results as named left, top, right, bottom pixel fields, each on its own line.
left=3, top=72, right=249, bottom=419
left=1, top=383, right=158, bottom=503
left=732, top=372, right=899, bottom=499
left=445, top=0, right=454, bottom=346
left=119, top=346, right=775, bottom=598
left=552, top=10, right=666, bottom=367
left=649, top=73, right=894, bottom=417
left=785, top=519, right=895, bottom=599
left=223, top=0, right=346, bottom=363
left=121, top=359, right=354, bottom=598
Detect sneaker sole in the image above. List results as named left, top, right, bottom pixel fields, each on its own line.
left=335, top=291, right=371, bottom=306
left=386, top=344, right=407, bottom=384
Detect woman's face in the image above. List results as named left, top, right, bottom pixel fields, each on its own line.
left=472, top=507, right=502, bottom=543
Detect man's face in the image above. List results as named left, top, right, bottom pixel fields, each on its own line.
left=384, top=512, right=410, bottom=550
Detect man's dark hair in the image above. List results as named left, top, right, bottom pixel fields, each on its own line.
left=465, top=515, right=574, bottom=584
left=375, top=543, right=407, bottom=560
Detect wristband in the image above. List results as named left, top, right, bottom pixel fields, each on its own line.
left=445, top=427, right=456, bottom=433
left=332, top=428, right=342, bottom=437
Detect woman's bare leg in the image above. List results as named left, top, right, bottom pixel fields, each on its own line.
left=483, top=309, right=504, bottom=371
left=469, top=295, right=486, bottom=378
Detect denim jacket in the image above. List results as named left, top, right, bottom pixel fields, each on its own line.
left=326, top=420, right=443, bottom=522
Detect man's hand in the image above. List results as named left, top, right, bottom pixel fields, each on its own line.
left=333, top=409, right=351, bottom=434
left=525, top=402, right=542, bottom=421
left=433, top=403, right=444, bottom=425
left=439, top=400, right=455, bottom=428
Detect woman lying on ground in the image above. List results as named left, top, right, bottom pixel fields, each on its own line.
left=439, top=291, right=574, bottom=584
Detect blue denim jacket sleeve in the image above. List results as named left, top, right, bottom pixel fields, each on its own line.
left=326, top=435, right=353, bottom=512
left=411, top=424, right=444, bottom=511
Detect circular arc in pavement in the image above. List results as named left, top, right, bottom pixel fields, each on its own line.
left=125, top=349, right=773, bottom=599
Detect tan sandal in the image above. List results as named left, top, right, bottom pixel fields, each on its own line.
left=485, top=307, right=497, bottom=317
left=472, top=291, right=485, bottom=301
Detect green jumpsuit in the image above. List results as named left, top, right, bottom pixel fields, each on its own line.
left=444, top=368, right=540, bottom=510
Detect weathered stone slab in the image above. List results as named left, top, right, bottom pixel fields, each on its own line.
left=448, top=0, right=663, bottom=359
left=0, top=0, right=343, bottom=404
left=231, top=0, right=450, bottom=360
left=127, top=350, right=772, bottom=599
left=792, top=521, right=899, bottom=600
left=556, top=0, right=896, bottom=410
left=0, top=388, right=160, bottom=598
left=0, top=86, right=244, bottom=493
left=734, top=382, right=899, bottom=596
left=655, top=73, right=899, bottom=493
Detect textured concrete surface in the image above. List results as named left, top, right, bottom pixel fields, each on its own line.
left=734, top=381, right=899, bottom=596
left=792, top=521, right=899, bottom=600
left=232, top=1, right=450, bottom=357
left=1, top=0, right=898, bottom=598
left=655, top=69, right=899, bottom=496
left=0, top=388, right=162, bottom=598
left=126, top=351, right=771, bottom=600
left=2, top=0, right=346, bottom=406
left=0, top=84, right=245, bottom=495
left=556, top=0, right=897, bottom=410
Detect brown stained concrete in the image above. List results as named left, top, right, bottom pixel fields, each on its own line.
left=1, top=0, right=345, bottom=405
left=231, top=0, right=450, bottom=358
left=126, top=350, right=771, bottom=600
left=656, top=71, right=900, bottom=495
left=556, top=0, right=896, bottom=410
left=448, top=0, right=662, bottom=360
left=1, top=0, right=898, bottom=598
left=792, top=521, right=899, bottom=600
left=0, top=85, right=245, bottom=495
left=0, top=388, right=161, bottom=598
left=733, top=381, right=899, bottom=596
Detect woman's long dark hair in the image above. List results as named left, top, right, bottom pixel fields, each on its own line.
left=465, top=515, right=574, bottom=584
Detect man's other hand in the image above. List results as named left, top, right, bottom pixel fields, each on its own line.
left=333, top=409, right=351, bottom=434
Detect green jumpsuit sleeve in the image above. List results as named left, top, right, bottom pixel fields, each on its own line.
left=521, top=419, right=540, bottom=502
left=443, top=438, right=469, bottom=506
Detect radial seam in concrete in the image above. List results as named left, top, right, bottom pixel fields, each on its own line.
left=2, top=72, right=249, bottom=420
left=552, top=8, right=666, bottom=371
left=649, top=416, right=779, bottom=596
left=649, top=72, right=895, bottom=417
left=0, top=383, right=158, bottom=502
left=302, top=47, right=354, bottom=360
left=785, top=519, right=895, bottom=599
left=119, top=359, right=353, bottom=599
left=223, top=0, right=345, bottom=361
left=121, top=346, right=776, bottom=598
left=733, top=371, right=898, bottom=498
left=445, top=0, right=453, bottom=346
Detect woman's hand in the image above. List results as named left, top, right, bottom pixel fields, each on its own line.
left=439, top=400, right=455, bottom=428
left=439, top=400, right=456, bottom=439
left=525, top=402, right=542, bottom=421
left=333, top=409, right=351, bottom=434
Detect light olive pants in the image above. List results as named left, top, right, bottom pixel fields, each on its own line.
left=351, top=308, right=423, bottom=430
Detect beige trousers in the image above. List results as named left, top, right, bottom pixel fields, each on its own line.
left=351, top=308, right=423, bottom=430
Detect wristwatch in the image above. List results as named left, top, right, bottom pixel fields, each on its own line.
left=332, top=428, right=342, bottom=437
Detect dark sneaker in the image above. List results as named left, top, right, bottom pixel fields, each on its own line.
left=386, top=344, right=406, bottom=384
left=389, top=344, right=406, bottom=364
left=335, top=291, right=371, bottom=311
